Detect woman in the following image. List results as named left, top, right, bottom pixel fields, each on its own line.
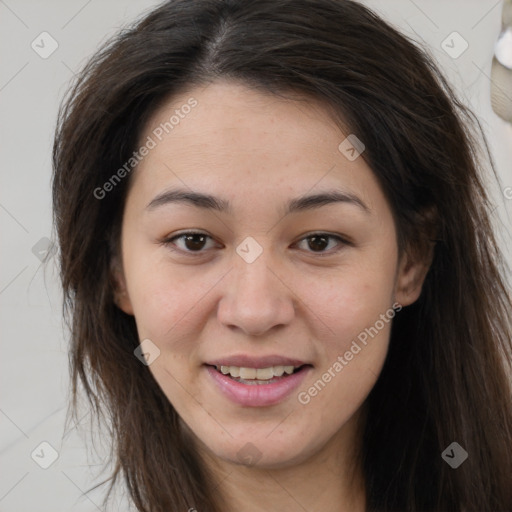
left=52, top=0, right=512, bottom=510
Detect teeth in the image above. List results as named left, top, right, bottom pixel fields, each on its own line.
left=273, top=365, right=284, bottom=377
left=256, top=367, right=273, bottom=380
left=216, top=364, right=301, bottom=380
left=229, top=366, right=240, bottom=378
left=239, top=367, right=257, bottom=379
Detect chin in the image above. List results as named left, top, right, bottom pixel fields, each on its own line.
left=196, top=428, right=318, bottom=471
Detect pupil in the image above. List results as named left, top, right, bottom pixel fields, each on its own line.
left=185, top=234, right=206, bottom=251
left=308, top=235, right=328, bottom=252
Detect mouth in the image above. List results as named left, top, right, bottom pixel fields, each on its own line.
left=204, top=359, right=313, bottom=407
left=207, top=363, right=310, bottom=385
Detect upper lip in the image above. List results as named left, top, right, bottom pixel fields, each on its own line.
left=205, top=355, right=309, bottom=368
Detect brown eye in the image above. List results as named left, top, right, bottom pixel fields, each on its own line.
left=163, top=232, right=217, bottom=253
left=295, top=233, right=348, bottom=254
left=307, top=235, right=330, bottom=252
left=181, top=233, right=208, bottom=251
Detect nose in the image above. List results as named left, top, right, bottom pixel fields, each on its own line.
left=216, top=250, right=296, bottom=337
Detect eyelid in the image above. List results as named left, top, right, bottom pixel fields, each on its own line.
left=293, top=231, right=351, bottom=255
left=161, top=230, right=351, bottom=256
left=162, top=230, right=221, bottom=255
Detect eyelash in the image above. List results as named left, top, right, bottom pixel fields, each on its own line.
left=160, top=230, right=351, bottom=257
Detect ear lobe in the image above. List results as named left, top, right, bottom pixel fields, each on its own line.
left=394, top=244, right=434, bottom=307
left=114, top=286, right=134, bottom=316
left=110, top=258, right=134, bottom=315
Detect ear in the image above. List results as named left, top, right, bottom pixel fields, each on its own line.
left=394, top=243, right=434, bottom=307
left=111, top=256, right=134, bottom=315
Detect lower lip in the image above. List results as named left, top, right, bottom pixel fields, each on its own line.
left=205, top=365, right=311, bottom=407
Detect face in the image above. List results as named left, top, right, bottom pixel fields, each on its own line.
left=115, top=80, right=427, bottom=470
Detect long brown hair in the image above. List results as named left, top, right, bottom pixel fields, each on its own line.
left=52, top=0, right=512, bottom=510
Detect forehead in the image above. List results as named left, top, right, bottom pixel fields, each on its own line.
left=127, top=80, right=384, bottom=216
left=145, top=81, right=341, bottom=156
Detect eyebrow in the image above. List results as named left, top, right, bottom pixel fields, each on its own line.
left=146, top=187, right=370, bottom=215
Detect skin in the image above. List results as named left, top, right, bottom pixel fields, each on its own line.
left=114, top=80, right=430, bottom=512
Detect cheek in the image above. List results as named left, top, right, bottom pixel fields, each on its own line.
left=123, top=243, right=216, bottom=338
left=298, top=259, right=397, bottom=348
left=297, top=276, right=395, bottom=420
left=124, top=227, right=398, bottom=348
left=130, top=277, right=203, bottom=345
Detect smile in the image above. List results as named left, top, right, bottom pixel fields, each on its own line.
left=205, top=363, right=312, bottom=406
left=215, top=364, right=301, bottom=383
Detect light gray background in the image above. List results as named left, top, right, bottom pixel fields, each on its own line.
left=1, top=1, right=511, bottom=511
